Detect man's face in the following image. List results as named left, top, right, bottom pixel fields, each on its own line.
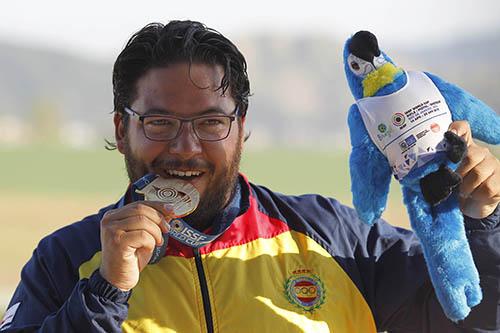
left=115, top=62, right=244, bottom=227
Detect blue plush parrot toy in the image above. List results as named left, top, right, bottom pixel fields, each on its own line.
left=343, top=31, right=500, bottom=321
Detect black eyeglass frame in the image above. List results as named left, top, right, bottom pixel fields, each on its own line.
left=122, top=105, right=243, bottom=142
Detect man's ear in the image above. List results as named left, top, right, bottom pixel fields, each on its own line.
left=240, top=114, right=251, bottom=143
left=113, top=112, right=126, bottom=154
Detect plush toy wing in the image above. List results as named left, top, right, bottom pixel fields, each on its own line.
left=348, top=103, right=392, bottom=225
left=426, top=72, right=500, bottom=144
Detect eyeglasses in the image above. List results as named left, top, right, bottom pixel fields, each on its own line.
left=123, top=106, right=241, bottom=142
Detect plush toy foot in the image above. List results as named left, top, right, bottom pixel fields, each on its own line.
left=424, top=196, right=482, bottom=321
left=420, top=165, right=462, bottom=205
left=432, top=268, right=482, bottom=321
left=444, top=131, right=467, bottom=163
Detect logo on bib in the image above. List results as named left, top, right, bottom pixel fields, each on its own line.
left=377, top=123, right=387, bottom=133
left=399, top=134, right=417, bottom=152
left=377, top=123, right=393, bottom=141
left=392, top=112, right=406, bottom=127
left=430, top=122, right=440, bottom=133
left=284, top=269, right=325, bottom=313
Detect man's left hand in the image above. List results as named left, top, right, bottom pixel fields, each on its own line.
left=449, top=121, right=500, bottom=219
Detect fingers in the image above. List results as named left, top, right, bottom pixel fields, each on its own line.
left=468, top=173, right=500, bottom=205
left=104, top=202, right=174, bottom=234
left=118, top=229, right=157, bottom=251
left=101, top=201, right=174, bottom=249
left=110, top=216, right=165, bottom=246
left=118, top=230, right=157, bottom=271
left=459, top=150, right=497, bottom=197
left=456, top=145, right=490, bottom=179
left=104, top=201, right=175, bottom=221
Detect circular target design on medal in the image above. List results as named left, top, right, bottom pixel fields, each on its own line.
left=137, top=177, right=200, bottom=217
left=392, top=113, right=405, bottom=127
left=153, top=186, right=181, bottom=203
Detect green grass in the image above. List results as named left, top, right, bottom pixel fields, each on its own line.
left=0, top=145, right=128, bottom=195
left=241, top=149, right=352, bottom=197
left=0, top=146, right=353, bottom=198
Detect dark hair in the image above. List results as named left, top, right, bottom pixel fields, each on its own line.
left=112, top=20, right=250, bottom=116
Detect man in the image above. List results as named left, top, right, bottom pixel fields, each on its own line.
left=2, top=20, right=499, bottom=333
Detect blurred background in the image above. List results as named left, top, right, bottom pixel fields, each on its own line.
left=1, top=0, right=499, bottom=312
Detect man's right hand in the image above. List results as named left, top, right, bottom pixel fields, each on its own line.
left=99, top=202, right=174, bottom=291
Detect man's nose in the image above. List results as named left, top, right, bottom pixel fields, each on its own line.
left=168, top=122, right=202, bottom=157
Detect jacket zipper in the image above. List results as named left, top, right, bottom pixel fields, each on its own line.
left=194, top=248, right=214, bottom=333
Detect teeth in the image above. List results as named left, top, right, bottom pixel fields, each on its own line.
left=167, top=170, right=202, bottom=177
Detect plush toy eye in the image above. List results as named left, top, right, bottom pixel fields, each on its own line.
left=347, top=53, right=375, bottom=77
left=373, top=55, right=387, bottom=69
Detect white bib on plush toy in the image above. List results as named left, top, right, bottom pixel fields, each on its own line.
left=356, top=70, right=452, bottom=180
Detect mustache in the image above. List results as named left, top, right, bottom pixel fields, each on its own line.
left=151, top=157, right=214, bottom=172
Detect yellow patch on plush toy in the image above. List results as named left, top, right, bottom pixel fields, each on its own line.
left=362, top=63, right=402, bottom=97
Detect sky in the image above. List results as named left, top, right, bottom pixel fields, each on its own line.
left=1, top=0, right=499, bottom=61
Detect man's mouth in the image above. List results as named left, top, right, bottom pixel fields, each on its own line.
left=164, top=169, right=205, bottom=181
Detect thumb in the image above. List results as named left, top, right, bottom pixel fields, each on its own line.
left=448, top=120, right=473, bottom=147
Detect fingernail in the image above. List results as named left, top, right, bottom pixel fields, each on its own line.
left=449, top=128, right=458, bottom=135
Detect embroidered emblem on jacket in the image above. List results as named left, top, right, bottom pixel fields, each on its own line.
left=284, top=269, right=325, bottom=313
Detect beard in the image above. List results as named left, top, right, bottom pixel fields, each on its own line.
left=123, top=135, right=243, bottom=231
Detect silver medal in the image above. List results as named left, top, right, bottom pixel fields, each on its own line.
left=136, top=178, right=200, bottom=217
